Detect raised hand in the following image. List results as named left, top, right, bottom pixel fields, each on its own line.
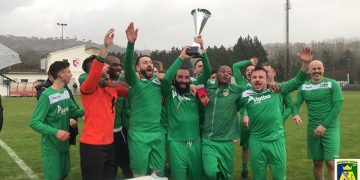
left=126, top=22, right=138, bottom=44
left=250, top=57, right=258, bottom=66
left=104, top=28, right=115, bottom=48
left=179, top=46, right=193, bottom=60
left=299, top=47, right=313, bottom=63
left=194, top=35, right=204, bottom=50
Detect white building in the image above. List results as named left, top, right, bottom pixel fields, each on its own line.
left=2, top=45, right=99, bottom=96
left=40, top=45, right=99, bottom=86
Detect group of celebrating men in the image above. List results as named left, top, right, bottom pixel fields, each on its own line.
left=30, top=22, right=343, bottom=180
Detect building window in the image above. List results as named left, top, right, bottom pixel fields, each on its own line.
left=21, top=79, right=28, bottom=82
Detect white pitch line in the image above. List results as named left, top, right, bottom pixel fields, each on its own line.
left=0, top=138, right=39, bottom=179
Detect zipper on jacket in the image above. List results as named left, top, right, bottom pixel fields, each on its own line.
left=209, top=88, right=219, bottom=139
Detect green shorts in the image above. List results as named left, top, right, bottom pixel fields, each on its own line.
left=169, top=140, right=202, bottom=180
left=128, top=138, right=165, bottom=175
left=307, top=126, right=340, bottom=160
left=202, top=139, right=234, bottom=180
left=249, top=137, right=286, bottom=180
left=42, top=151, right=70, bottom=180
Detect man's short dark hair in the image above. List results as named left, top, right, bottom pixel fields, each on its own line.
left=135, top=55, right=152, bottom=66
left=48, top=61, right=70, bottom=79
left=250, top=66, right=268, bottom=78
left=82, top=55, right=97, bottom=73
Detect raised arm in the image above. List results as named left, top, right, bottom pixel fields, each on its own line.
left=81, top=28, right=114, bottom=94
left=193, top=36, right=211, bottom=84
left=124, top=22, right=139, bottom=86
left=281, top=93, right=293, bottom=122
left=163, top=47, right=190, bottom=82
left=291, top=88, right=305, bottom=125
left=232, top=57, right=258, bottom=87
left=280, top=47, right=313, bottom=94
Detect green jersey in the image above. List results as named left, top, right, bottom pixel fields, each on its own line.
left=163, top=85, right=200, bottom=141
left=294, top=78, right=344, bottom=128
left=202, top=82, right=245, bottom=141
left=30, top=87, right=83, bottom=153
left=162, top=54, right=211, bottom=141
left=124, top=42, right=174, bottom=142
left=240, top=71, right=307, bottom=141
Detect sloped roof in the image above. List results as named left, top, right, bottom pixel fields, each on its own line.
left=0, top=43, right=22, bottom=70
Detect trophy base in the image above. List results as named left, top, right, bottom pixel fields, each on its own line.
left=186, top=46, right=203, bottom=58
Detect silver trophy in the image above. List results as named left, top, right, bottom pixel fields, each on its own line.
left=186, top=8, right=211, bottom=58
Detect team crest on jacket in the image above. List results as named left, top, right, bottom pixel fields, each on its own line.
left=223, top=89, right=229, bottom=96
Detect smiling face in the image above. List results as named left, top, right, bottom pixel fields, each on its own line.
left=250, top=69, right=268, bottom=92
left=217, top=66, right=232, bottom=85
left=106, top=56, right=121, bottom=80
left=309, top=60, right=324, bottom=83
left=174, top=69, right=190, bottom=94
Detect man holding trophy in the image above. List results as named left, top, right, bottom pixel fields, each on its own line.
left=187, top=8, right=239, bottom=180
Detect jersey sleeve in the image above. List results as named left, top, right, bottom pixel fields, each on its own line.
left=116, top=86, right=129, bottom=97
left=161, top=57, right=184, bottom=96
left=331, top=80, right=344, bottom=102
left=322, top=81, right=344, bottom=128
left=282, top=93, right=293, bottom=122
left=197, top=53, right=212, bottom=84
left=232, top=60, right=251, bottom=88
left=280, top=71, right=307, bottom=94
left=69, top=99, right=84, bottom=119
left=124, top=42, right=139, bottom=86
left=292, top=87, right=304, bottom=115
left=30, top=94, right=58, bottom=135
left=163, top=57, right=184, bottom=82
left=80, top=57, right=105, bottom=94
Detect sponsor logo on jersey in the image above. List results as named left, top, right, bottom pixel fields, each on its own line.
left=172, top=89, right=191, bottom=101
left=48, top=91, right=70, bottom=104
left=247, top=94, right=271, bottom=104
left=335, top=159, right=358, bottom=180
left=57, top=105, right=69, bottom=115
left=302, top=82, right=332, bottom=91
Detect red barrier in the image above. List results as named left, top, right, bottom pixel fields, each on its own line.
left=9, top=82, right=39, bottom=96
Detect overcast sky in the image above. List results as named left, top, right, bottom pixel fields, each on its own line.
left=0, top=0, right=359, bottom=50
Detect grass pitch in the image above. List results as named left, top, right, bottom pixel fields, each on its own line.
left=0, top=91, right=359, bottom=179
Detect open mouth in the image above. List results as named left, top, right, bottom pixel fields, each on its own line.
left=146, top=67, right=153, bottom=73
left=254, top=83, right=262, bottom=89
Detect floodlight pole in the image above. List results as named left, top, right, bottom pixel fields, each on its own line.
left=57, top=23, right=67, bottom=50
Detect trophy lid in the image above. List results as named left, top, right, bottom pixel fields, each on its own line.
left=191, top=8, right=211, bottom=36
